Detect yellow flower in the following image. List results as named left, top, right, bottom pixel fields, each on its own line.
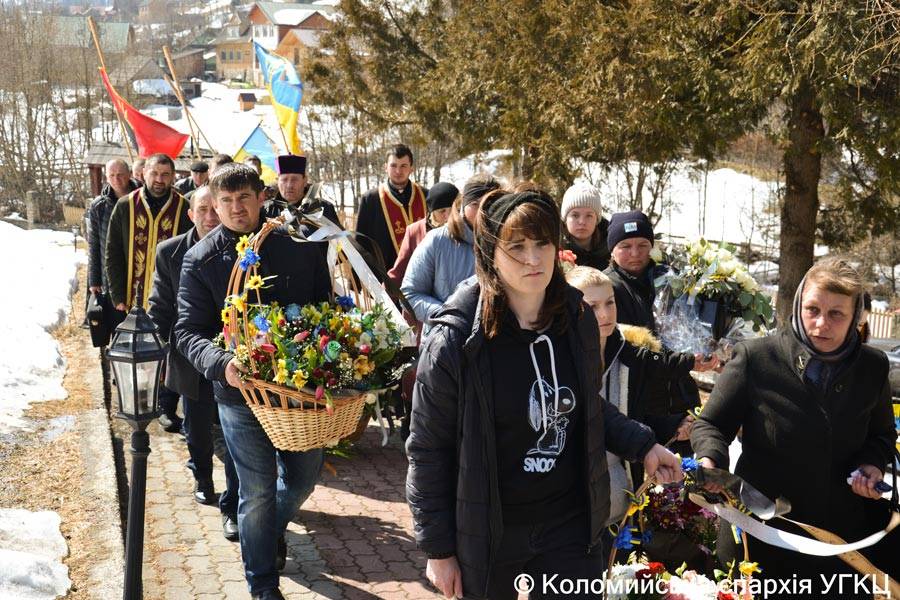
left=328, top=316, right=341, bottom=330
left=234, top=344, right=249, bottom=363
left=227, top=294, right=246, bottom=313
left=236, top=235, right=251, bottom=254
left=303, top=346, right=318, bottom=362
left=246, top=274, right=264, bottom=290
left=738, top=561, right=761, bottom=577
left=292, top=369, right=308, bottom=389
left=353, top=355, right=373, bottom=380
left=274, top=359, right=288, bottom=384
left=221, top=307, right=230, bottom=324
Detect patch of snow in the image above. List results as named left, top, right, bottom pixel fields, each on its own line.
left=0, top=222, right=84, bottom=434
left=41, top=416, right=76, bottom=443
left=871, top=299, right=889, bottom=312
left=0, top=509, right=71, bottom=599
left=4, top=213, right=25, bottom=222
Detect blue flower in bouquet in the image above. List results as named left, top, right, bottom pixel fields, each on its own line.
left=681, top=457, right=699, bottom=473
left=253, top=314, right=270, bottom=333
left=336, top=295, right=355, bottom=310
left=641, top=529, right=653, bottom=544
left=613, top=528, right=634, bottom=550
left=324, top=340, right=342, bottom=362
left=238, top=248, right=260, bottom=271
left=284, top=303, right=301, bottom=322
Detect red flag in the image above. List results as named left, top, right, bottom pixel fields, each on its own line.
left=99, top=68, right=189, bottom=159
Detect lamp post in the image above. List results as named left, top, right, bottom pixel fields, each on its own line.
left=106, top=306, right=167, bottom=600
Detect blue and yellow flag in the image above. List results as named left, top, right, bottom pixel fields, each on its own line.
left=254, top=42, right=303, bottom=155
left=234, top=124, right=279, bottom=185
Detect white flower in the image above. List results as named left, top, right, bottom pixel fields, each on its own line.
left=649, top=246, right=663, bottom=263
left=364, top=392, right=378, bottom=405
left=717, top=259, right=737, bottom=276
left=703, top=249, right=718, bottom=265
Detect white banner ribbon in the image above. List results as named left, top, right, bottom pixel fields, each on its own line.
left=688, top=492, right=898, bottom=556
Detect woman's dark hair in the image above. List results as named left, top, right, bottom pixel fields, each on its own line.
left=474, top=189, right=568, bottom=338
left=445, top=194, right=467, bottom=243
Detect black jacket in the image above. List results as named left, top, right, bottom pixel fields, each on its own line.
left=87, top=181, right=137, bottom=290
left=605, top=325, right=696, bottom=444
left=604, top=261, right=657, bottom=331
left=606, top=261, right=700, bottom=413
left=405, top=279, right=656, bottom=599
left=561, top=218, right=611, bottom=271
left=173, top=216, right=332, bottom=406
left=173, top=177, right=196, bottom=196
left=148, top=228, right=204, bottom=401
left=691, top=329, right=895, bottom=584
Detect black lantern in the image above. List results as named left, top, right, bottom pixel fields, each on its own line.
left=107, top=306, right=167, bottom=423
left=106, top=305, right=166, bottom=600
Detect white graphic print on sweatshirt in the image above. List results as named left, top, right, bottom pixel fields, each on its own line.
left=524, top=335, right=577, bottom=473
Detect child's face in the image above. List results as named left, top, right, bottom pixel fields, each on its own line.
left=581, top=284, right=617, bottom=338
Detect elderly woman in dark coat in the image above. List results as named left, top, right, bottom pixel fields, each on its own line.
left=406, top=189, right=683, bottom=599
left=692, top=257, right=896, bottom=597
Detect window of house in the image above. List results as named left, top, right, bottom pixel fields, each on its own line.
left=229, top=50, right=234, bottom=60
left=221, top=50, right=227, bottom=61
left=236, top=51, right=242, bottom=61
left=293, top=48, right=299, bottom=64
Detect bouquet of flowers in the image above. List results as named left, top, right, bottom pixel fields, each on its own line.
left=653, top=239, right=774, bottom=359
left=606, top=557, right=756, bottom=600
left=222, top=290, right=410, bottom=411
left=219, top=224, right=414, bottom=451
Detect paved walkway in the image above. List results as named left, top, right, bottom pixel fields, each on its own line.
left=137, top=417, right=439, bottom=599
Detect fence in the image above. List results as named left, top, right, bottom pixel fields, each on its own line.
left=869, top=310, right=898, bottom=339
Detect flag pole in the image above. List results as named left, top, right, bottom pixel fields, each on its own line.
left=161, top=47, right=202, bottom=161
left=87, top=16, right=135, bottom=162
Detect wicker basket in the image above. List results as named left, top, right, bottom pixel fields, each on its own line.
left=224, top=216, right=378, bottom=452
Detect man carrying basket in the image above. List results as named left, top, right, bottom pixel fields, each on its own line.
left=174, top=163, right=332, bottom=600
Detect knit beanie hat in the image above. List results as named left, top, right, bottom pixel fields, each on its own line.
left=426, top=182, right=459, bottom=212
left=607, top=210, right=654, bottom=251
left=560, top=183, right=604, bottom=220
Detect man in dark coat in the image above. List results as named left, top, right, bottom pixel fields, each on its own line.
left=173, top=163, right=331, bottom=600
left=354, top=143, right=428, bottom=274
left=88, top=159, right=138, bottom=297
left=604, top=211, right=716, bottom=421
left=147, top=185, right=239, bottom=540
left=174, top=160, right=209, bottom=196
left=106, top=153, right=191, bottom=432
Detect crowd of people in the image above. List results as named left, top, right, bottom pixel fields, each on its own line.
left=85, top=144, right=897, bottom=599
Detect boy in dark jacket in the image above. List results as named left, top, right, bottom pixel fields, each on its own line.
left=173, top=164, right=331, bottom=600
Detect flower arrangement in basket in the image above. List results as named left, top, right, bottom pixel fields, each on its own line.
left=605, top=458, right=760, bottom=600
left=652, top=239, right=775, bottom=360
left=606, top=556, right=758, bottom=600
left=220, top=217, right=414, bottom=451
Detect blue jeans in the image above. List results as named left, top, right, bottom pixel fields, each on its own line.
left=183, top=394, right=238, bottom=517
left=218, top=402, right=324, bottom=594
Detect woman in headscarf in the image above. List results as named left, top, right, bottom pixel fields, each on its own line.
left=692, top=257, right=896, bottom=598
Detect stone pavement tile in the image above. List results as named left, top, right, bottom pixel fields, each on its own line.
left=221, top=580, right=250, bottom=599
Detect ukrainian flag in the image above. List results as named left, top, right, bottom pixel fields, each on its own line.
left=234, top=124, right=279, bottom=185
left=254, top=41, right=303, bottom=155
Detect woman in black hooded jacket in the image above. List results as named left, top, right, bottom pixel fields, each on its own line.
left=405, top=189, right=683, bottom=600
